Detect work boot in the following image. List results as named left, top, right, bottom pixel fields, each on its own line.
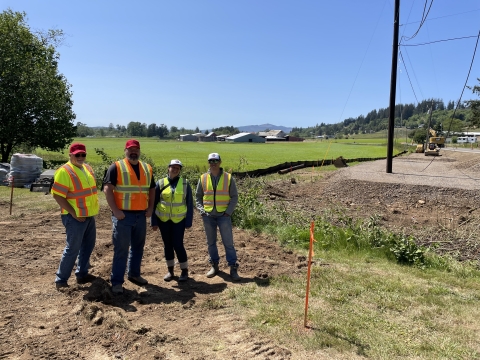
left=127, top=276, right=148, bottom=285
left=230, top=265, right=241, bottom=282
left=178, top=269, right=188, bottom=282
left=55, top=282, right=68, bottom=290
left=206, top=263, right=219, bottom=278
left=112, top=284, right=123, bottom=294
left=164, top=267, right=174, bottom=281
left=76, top=273, right=96, bottom=284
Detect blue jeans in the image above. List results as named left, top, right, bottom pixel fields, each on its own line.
left=110, top=211, right=147, bottom=286
left=202, top=214, right=237, bottom=266
left=158, top=219, right=188, bottom=267
left=55, top=214, right=96, bottom=284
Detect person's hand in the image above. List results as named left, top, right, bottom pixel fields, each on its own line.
left=145, top=209, right=153, bottom=218
left=152, top=225, right=158, bottom=231
left=114, top=210, right=125, bottom=220
left=73, top=214, right=86, bottom=222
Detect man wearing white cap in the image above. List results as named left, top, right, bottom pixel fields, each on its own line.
left=195, top=153, right=240, bottom=281
left=151, top=159, right=193, bottom=282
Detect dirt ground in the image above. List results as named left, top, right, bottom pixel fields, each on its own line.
left=1, top=150, right=479, bottom=359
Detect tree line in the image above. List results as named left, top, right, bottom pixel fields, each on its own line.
left=290, top=98, right=475, bottom=139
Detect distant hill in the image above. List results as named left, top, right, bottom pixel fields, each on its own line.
left=237, top=124, right=292, bottom=133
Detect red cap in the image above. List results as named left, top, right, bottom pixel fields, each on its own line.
left=125, top=139, right=140, bottom=149
left=69, top=143, right=86, bottom=154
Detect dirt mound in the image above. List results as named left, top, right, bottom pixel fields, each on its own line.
left=0, top=205, right=306, bottom=359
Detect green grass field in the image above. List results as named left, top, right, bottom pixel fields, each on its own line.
left=34, top=137, right=404, bottom=171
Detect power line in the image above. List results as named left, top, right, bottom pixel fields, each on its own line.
left=399, top=50, right=419, bottom=104
left=336, top=0, right=388, bottom=123
left=402, top=46, right=425, bottom=100
left=401, top=35, right=479, bottom=47
left=401, top=8, right=480, bottom=26
left=445, top=30, right=480, bottom=137
left=401, top=0, right=434, bottom=42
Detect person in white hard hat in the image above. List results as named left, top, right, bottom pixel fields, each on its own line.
left=195, top=152, right=241, bottom=281
left=151, top=159, right=193, bottom=282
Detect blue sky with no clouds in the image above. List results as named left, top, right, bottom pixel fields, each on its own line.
left=3, top=1, right=480, bottom=130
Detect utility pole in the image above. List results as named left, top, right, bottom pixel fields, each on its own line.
left=386, top=0, right=400, bottom=173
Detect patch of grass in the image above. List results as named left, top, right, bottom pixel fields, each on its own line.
left=0, top=186, right=110, bottom=216
left=232, top=255, right=480, bottom=358
left=201, top=296, right=227, bottom=310
left=0, top=186, right=59, bottom=215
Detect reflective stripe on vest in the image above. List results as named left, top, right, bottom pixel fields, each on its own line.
left=155, top=177, right=188, bottom=223
left=54, top=163, right=98, bottom=217
left=201, top=172, right=231, bottom=212
left=113, top=159, right=152, bottom=210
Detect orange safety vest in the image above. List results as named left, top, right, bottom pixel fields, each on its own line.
left=51, top=163, right=99, bottom=217
left=201, top=172, right=231, bottom=212
left=113, top=159, right=152, bottom=210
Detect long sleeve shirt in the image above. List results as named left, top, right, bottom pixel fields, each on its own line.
left=195, top=168, right=238, bottom=216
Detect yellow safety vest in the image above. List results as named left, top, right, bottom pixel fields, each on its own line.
left=201, top=172, right=231, bottom=213
left=155, top=177, right=188, bottom=223
left=113, top=159, right=152, bottom=210
left=51, top=162, right=99, bottom=217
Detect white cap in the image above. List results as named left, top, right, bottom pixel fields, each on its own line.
left=208, top=153, right=221, bottom=161
left=169, top=159, right=183, bottom=167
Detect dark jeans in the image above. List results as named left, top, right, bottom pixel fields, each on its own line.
left=110, top=211, right=147, bottom=286
left=158, top=219, right=188, bottom=268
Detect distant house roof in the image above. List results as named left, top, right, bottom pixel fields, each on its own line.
left=193, top=133, right=206, bottom=137
left=226, top=132, right=266, bottom=143
left=227, top=132, right=251, bottom=140
left=258, top=130, right=286, bottom=137
left=266, top=135, right=286, bottom=140
left=206, top=132, right=217, bottom=137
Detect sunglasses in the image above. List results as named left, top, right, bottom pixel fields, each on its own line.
left=208, top=159, right=220, bottom=164
left=74, top=153, right=87, bottom=158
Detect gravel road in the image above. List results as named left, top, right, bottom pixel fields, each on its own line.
left=330, top=149, right=480, bottom=191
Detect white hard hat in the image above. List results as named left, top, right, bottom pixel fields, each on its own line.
left=208, top=153, right=221, bottom=161
left=169, top=159, right=183, bottom=167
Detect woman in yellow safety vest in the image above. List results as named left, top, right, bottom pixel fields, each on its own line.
left=151, top=159, right=193, bottom=282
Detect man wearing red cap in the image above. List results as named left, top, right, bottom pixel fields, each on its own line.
left=51, top=143, right=99, bottom=289
left=103, top=139, right=155, bottom=294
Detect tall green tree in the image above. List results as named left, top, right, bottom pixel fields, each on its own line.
left=157, top=124, right=169, bottom=138
left=147, top=123, right=158, bottom=137
left=0, top=10, right=76, bottom=162
left=76, top=122, right=94, bottom=137
left=466, top=78, right=480, bottom=128
left=126, top=121, right=146, bottom=137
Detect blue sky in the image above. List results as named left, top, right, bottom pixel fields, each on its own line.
left=3, top=1, right=480, bottom=130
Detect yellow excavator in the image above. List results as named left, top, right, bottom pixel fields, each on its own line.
left=428, top=128, right=445, bottom=148
left=424, top=142, right=440, bottom=156
left=415, top=128, right=443, bottom=155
